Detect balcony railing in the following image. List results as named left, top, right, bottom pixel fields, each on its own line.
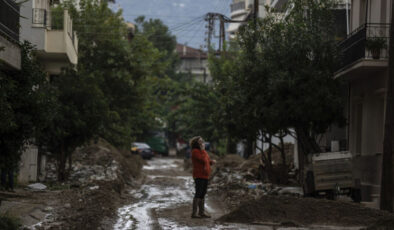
left=32, top=8, right=64, bottom=30
left=0, top=0, right=20, bottom=42
left=337, top=23, right=390, bottom=71
left=231, top=1, right=245, bottom=12
left=32, top=8, right=47, bottom=27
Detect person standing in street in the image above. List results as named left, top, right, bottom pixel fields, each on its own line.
left=190, top=136, right=216, bottom=218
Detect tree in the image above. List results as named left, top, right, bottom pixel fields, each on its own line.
left=208, top=0, right=344, bottom=168
left=38, top=69, right=108, bottom=181
left=67, top=0, right=161, bottom=147
left=135, top=16, right=179, bottom=77
left=380, top=0, right=394, bottom=212
left=38, top=0, right=162, bottom=180
left=0, top=43, right=51, bottom=174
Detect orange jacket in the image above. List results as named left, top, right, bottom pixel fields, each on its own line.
left=192, top=149, right=211, bottom=179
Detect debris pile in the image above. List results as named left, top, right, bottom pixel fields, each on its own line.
left=218, top=195, right=394, bottom=228
left=208, top=154, right=302, bottom=210
left=35, top=139, right=144, bottom=229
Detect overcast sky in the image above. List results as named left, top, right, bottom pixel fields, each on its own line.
left=110, top=0, right=231, bottom=49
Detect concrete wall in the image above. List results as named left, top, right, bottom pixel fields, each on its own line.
left=349, top=72, right=387, bottom=157
left=0, top=36, right=21, bottom=70
left=20, top=0, right=46, bottom=49
left=18, top=145, right=38, bottom=184
left=351, top=0, right=392, bottom=30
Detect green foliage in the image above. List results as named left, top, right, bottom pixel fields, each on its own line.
left=38, top=68, right=109, bottom=180
left=208, top=0, right=345, bottom=154
left=366, top=37, right=387, bottom=50
left=0, top=42, right=51, bottom=170
left=135, top=16, right=179, bottom=76
left=51, top=6, right=64, bottom=30
left=64, top=0, right=162, bottom=147
left=169, top=81, right=220, bottom=142
left=0, top=214, right=20, bottom=230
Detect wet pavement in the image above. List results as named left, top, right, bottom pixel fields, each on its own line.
left=113, top=157, right=364, bottom=230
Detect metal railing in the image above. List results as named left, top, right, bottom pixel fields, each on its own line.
left=0, top=0, right=20, bottom=42
left=231, top=1, right=245, bottom=12
left=32, top=8, right=47, bottom=27
left=337, top=23, right=390, bottom=71
left=32, top=8, right=64, bottom=30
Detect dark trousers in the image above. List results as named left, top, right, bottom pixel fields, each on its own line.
left=0, top=168, right=14, bottom=190
left=194, top=178, right=208, bottom=199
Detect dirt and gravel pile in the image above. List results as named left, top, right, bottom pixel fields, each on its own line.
left=207, top=154, right=301, bottom=210
left=218, top=195, right=394, bottom=228
left=38, top=139, right=144, bottom=229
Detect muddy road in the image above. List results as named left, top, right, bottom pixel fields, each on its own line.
left=113, top=158, right=363, bottom=230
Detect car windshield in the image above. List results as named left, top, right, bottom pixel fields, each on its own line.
left=133, top=143, right=150, bottom=149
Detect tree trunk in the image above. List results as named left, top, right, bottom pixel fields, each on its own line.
left=380, top=7, right=394, bottom=212
left=267, top=134, right=273, bottom=167
left=244, top=137, right=254, bottom=159
left=67, top=153, right=72, bottom=174
left=280, top=135, right=286, bottom=165
left=226, top=136, right=237, bottom=154
left=57, top=144, right=67, bottom=182
left=295, top=127, right=321, bottom=186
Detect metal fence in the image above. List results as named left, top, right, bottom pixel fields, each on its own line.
left=337, top=23, right=390, bottom=71
left=0, top=0, right=20, bottom=42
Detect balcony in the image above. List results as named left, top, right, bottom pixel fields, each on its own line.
left=0, top=0, right=21, bottom=69
left=231, top=1, right=247, bottom=18
left=335, top=23, right=389, bottom=79
left=31, top=8, right=78, bottom=74
left=231, top=1, right=245, bottom=12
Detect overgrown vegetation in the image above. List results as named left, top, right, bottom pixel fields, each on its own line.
left=0, top=214, right=20, bottom=230
left=207, top=0, right=345, bottom=175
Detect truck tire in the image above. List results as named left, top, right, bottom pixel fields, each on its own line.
left=351, top=188, right=361, bottom=203
left=304, top=171, right=316, bottom=197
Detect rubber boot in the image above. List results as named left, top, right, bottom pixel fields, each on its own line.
left=191, top=198, right=199, bottom=218
left=198, top=199, right=211, bottom=218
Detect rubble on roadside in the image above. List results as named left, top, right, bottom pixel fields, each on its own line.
left=183, top=151, right=300, bottom=210
left=206, top=149, right=394, bottom=229
left=218, top=195, right=394, bottom=228
left=17, top=138, right=145, bottom=230
left=210, top=163, right=302, bottom=210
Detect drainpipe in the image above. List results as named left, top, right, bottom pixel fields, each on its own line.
left=346, top=0, right=350, bottom=35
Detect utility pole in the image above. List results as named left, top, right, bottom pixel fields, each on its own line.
left=219, top=15, right=226, bottom=52
left=254, top=0, right=259, bottom=24
left=205, top=12, right=247, bottom=53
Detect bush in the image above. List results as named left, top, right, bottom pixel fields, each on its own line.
left=0, top=214, right=20, bottom=230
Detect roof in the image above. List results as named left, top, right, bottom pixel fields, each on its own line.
left=176, top=44, right=208, bottom=59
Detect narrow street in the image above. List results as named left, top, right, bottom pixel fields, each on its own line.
left=113, top=158, right=364, bottom=230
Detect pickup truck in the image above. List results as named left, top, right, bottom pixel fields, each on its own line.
left=303, top=151, right=361, bottom=202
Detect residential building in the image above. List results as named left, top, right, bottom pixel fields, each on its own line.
left=19, top=0, right=78, bottom=75
left=17, top=0, right=79, bottom=183
left=227, top=0, right=269, bottom=39
left=176, top=44, right=211, bottom=83
left=0, top=0, right=21, bottom=70
left=335, top=0, right=392, bottom=206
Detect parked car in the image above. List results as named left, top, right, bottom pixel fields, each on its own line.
left=146, top=136, right=169, bottom=156
left=131, top=142, right=154, bottom=159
